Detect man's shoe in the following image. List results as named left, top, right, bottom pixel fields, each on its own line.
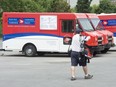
left=71, top=77, right=76, bottom=81
left=85, top=74, right=93, bottom=79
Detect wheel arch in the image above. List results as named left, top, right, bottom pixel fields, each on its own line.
left=22, top=43, right=37, bottom=52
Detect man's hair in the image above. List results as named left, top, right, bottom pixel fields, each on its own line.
left=76, top=29, right=81, bottom=34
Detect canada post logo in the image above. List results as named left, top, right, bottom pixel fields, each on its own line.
left=102, top=20, right=108, bottom=26
left=101, top=19, right=116, bottom=26
left=8, top=18, right=35, bottom=25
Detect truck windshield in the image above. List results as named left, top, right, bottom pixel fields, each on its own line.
left=91, top=18, right=104, bottom=30
left=78, top=18, right=94, bottom=31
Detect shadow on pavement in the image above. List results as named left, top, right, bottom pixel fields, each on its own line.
left=0, top=53, right=70, bottom=58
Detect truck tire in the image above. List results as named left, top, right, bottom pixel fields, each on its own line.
left=101, top=48, right=110, bottom=53
left=24, top=44, right=37, bottom=57
left=93, top=51, right=97, bottom=57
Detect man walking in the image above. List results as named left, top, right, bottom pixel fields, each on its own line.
left=70, top=29, right=93, bottom=81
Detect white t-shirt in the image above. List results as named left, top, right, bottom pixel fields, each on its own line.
left=71, top=34, right=90, bottom=52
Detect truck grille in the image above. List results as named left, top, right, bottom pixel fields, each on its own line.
left=108, top=36, right=113, bottom=42
left=98, top=37, right=102, bottom=45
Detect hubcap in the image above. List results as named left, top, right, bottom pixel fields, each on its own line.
left=27, top=49, right=32, bottom=54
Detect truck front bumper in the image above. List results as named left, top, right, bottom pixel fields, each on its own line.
left=91, top=45, right=105, bottom=51
left=105, top=42, right=115, bottom=49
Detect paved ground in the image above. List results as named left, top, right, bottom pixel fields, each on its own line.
left=0, top=40, right=116, bottom=87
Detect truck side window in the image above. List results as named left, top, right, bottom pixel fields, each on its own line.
left=62, top=20, right=74, bottom=33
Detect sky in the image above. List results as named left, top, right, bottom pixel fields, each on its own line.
left=69, top=0, right=100, bottom=8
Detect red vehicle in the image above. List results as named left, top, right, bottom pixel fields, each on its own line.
left=98, top=14, right=116, bottom=50
left=86, top=13, right=114, bottom=53
left=1, top=12, right=104, bottom=57
left=75, top=14, right=104, bottom=56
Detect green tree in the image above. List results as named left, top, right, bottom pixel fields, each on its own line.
left=91, top=4, right=99, bottom=13
left=0, top=0, right=24, bottom=12
left=0, top=0, right=45, bottom=17
left=48, top=0, right=71, bottom=12
left=95, top=0, right=116, bottom=13
left=0, top=0, right=72, bottom=17
left=33, top=0, right=71, bottom=12
left=76, top=0, right=92, bottom=13
left=22, top=0, right=44, bottom=12
left=34, top=0, right=54, bottom=12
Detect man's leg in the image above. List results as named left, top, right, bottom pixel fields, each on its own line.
left=82, top=66, right=93, bottom=79
left=70, top=66, right=76, bottom=80
left=82, top=66, right=88, bottom=75
left=71, top=66, right=76, bottom=77
left=70, top=51, right=79, bottom=80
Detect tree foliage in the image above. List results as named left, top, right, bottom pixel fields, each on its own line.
left=0, top=0, right=71, bottom=13
left=76, top=0, right=92, bottom=13
left=33, top=0, right=52, bottom=12
left=0, top=0, right=71, bottom=17
left=0, top=0, right=44, bottom=12
left=94, top=0, right=116, bottom=13
left=91, top=4, right=99, bottom=13
left=48, top=0, right=71, bottom=12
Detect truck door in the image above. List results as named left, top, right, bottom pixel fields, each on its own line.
left=59, top=19, right=74, bottom=52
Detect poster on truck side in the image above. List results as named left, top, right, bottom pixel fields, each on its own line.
left=40, top=15, right=57, bottom=30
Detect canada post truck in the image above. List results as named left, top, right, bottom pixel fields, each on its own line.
left=98, top=14, right=116, bottom=46
left=86, top=13, right=114, bottom=53
left=1, top=12, right=104, bottom=57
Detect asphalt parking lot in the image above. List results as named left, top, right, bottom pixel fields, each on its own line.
left=0, top=40, right=116, bottom=87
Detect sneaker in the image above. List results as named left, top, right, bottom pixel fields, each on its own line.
left=71, top=77, right=76, bottom=81
left=84, top=74, right=93, bottom=79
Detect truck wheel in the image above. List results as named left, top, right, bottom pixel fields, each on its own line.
left=93, top=51, right=97, bottom=57
left=101, top=48, right=110, bottom=53
left=24, top=44, right=37, bottom=57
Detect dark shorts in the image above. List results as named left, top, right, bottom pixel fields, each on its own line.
left=71, top=51, right=87, bottom=66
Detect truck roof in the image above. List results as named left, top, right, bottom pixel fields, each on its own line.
left=86, top=13, right=99, bottom=18
left=99, top=13, right=116, bottom=16
left=98, top=14, right=116, bottom=19
left=3, top=12, right=87, bottom=19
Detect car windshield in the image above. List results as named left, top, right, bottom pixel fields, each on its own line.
left=91, top=18, right=104, bottom=30
left=78, top=18, right=94, bottom=31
